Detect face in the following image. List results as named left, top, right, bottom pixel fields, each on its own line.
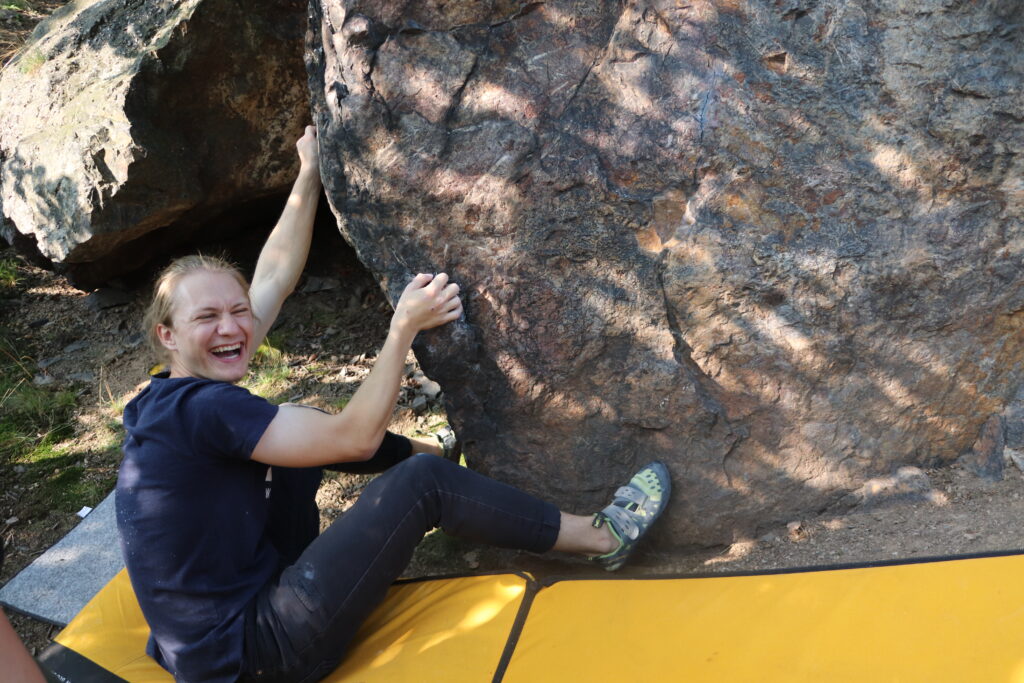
left=157, top=270, right=255, bottom=383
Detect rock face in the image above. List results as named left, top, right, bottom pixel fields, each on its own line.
left=0, top=0, right=309, bottom=288
left=308, top=0, right=1023, bottom=545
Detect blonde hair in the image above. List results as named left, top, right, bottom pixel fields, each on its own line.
left=144, top=254, right=251, bottom=361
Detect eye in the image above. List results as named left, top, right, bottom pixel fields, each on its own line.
left=233, top=306, right=250, bottom=315
left=196, top=313, right=216, bottom=321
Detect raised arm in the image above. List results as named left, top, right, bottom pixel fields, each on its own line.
left=252, top=272, right=462, bottom=467
left=250, top=125, right=322, bottom=345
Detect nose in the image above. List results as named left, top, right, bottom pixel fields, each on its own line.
left=216, top=312, right=241, bottom=335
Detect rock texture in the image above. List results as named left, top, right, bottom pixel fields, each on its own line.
left=958, top=414, right=1006, bottom=481
left=0, top=0, right=309, bottom=288
left=309, top=0, right=1023, bottom=545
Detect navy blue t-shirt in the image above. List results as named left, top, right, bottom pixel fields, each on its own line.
left=116, top=375, right=279, bottom=682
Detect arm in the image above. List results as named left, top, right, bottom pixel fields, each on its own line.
left=0, top=611, right=45, bottom=683
left=250, top=125, right=322, bottom=345
left=252, top=273, right=462, bottom=467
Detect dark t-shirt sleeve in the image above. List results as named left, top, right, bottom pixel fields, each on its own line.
left=185, top=382, right=278, bottom=460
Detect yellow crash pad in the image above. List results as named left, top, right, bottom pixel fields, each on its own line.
left=502, top=554, right=1024, bottom=682
left=40, top=569, right=530, bottom=682
left=39, top=553, right=1024, bottom=682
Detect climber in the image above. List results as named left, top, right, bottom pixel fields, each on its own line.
left=115, top=125, right=671, bottom=682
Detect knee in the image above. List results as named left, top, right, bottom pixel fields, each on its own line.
left=395, top=452, right=450, bottom=482
left=361, top=454, right=453, bottom=524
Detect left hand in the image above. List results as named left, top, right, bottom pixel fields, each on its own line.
left=390, top=273, right=463, bottom=336
left=296, top=125, right=320, bottom=174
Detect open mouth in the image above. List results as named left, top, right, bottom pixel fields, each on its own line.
left=210, top=343, right=243, bottom=360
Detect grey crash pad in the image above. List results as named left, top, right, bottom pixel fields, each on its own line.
left=0, top=491, right=123, bottom=626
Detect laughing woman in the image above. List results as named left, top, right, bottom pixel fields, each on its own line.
left=115, top=126, right=671, bottom=683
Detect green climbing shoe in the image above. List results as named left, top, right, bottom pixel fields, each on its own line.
left=591, top=461, right=671, bottom=571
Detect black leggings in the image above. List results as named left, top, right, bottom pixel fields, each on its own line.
left=240, top=438, right=561, bottom=682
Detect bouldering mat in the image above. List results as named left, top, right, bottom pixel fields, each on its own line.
left=500, top=552, right=1024, bottom=682
left=38, top=569, right=531, bottom=682
left=39, top=552, right=1024, bottom=682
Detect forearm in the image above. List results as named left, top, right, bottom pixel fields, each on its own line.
left=252, top=168, right=320, bottom=295
left=332, top=325, right=417, bottom=456
left=252, top=272, right=461, bottom=468
left=332, top=271, right=461, bottom=455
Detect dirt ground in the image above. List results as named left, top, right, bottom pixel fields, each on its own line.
left=4, top=227, right=1024, bottom=658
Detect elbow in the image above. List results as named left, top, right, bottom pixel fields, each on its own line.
left=338, top=435, right=379, bottom=463
left=333, top=441, right=375, bottom=463
left=352, top=431, right=388, bottom=462
left=353, top=445, right=377, bottom=462
left=330, top=415, right=383, bottom=462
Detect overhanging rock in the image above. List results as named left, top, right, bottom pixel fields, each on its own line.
left=0, top=0, right=310, bottom=288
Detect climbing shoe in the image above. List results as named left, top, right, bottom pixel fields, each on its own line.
left=435, top=425, right=462, bottom=463
left=591, top=461, right=671, bottom=571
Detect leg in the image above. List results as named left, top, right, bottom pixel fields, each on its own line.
left=405, top=434, right=442, bottom=457
left=263, top=433, right=422, bottom=572
left=242, top=455, right=561, bottom=682
left=553, top=512, right=618, bottom=555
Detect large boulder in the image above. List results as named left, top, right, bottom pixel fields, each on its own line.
left=308, top=0, right=1023, bottom=545
left=0, top=0, right=310, bottom=288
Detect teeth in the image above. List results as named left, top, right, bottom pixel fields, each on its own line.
left=211, top=343, right=241, bottom=353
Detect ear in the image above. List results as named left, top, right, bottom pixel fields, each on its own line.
left=156, top=323, right=178, bottom=351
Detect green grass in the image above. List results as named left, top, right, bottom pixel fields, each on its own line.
left=0, top=256, right=19, bottom=289
left=100, top=376, right=134, bottom=417
left=9, top=445, right=116, bottom=516
left=304, top=360, right=332, bottom=378
left=0, top=326, right=117, bottom=518
left=1, top=0, right=31, bottom=11
left=0, top=338, right=77, bottom=455
left=105, top=390, right=131, bottom=416
left=242, top=338, right=292, bottom=403
left=264, top=329, right=289, bottom=350
left=17, top=49, right=44, bottom=74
